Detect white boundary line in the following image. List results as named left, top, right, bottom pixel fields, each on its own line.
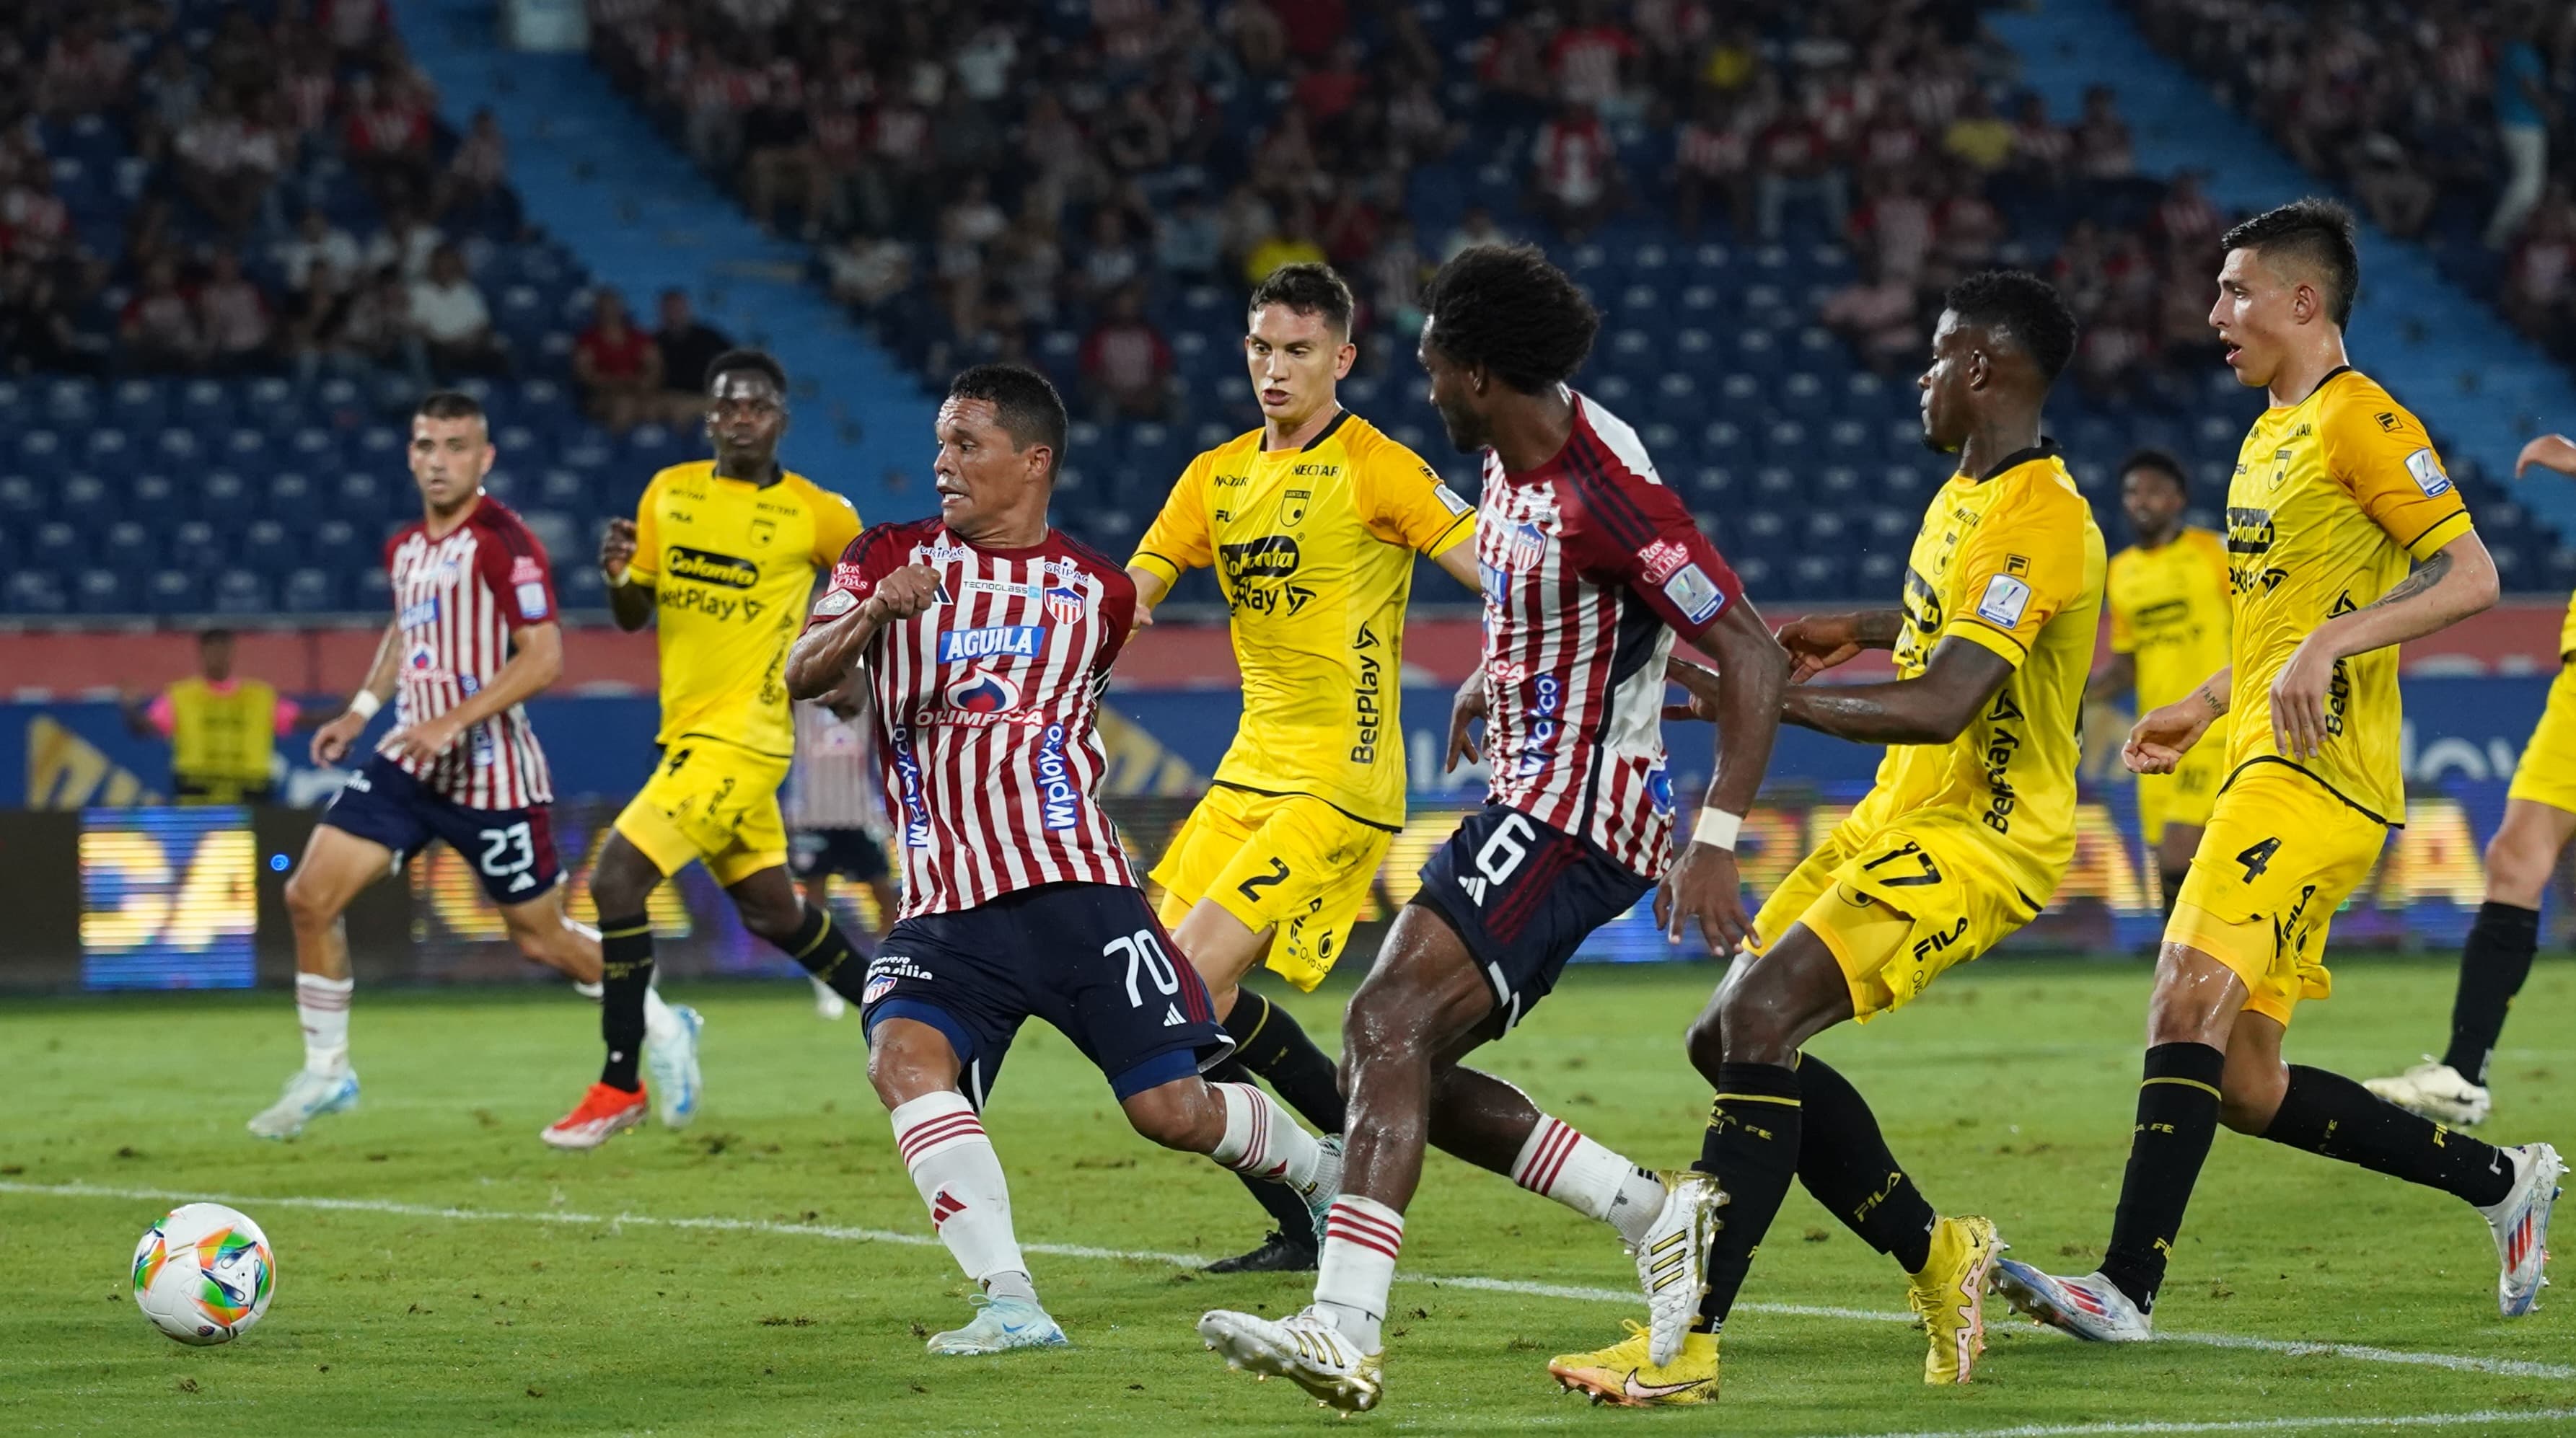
left=1853, top=1411, right=2576, bottom=1438
left=9, top=1180, right=2570, bottom=1384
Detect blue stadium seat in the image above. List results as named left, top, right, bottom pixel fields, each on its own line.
left=155, top=428, right=202, bottom=467
left=146, top=569, right=202, bottom=614
left=1687, top=465, right=1737, bottom=503
left=1856, top=551, right=1904, bottom=594
left=61, top=472, right=110, bottom=524
left=6, top=569, right=67, bottom=615
left=1713, top=372, right=1762, bottom=423
left=331, top=471, right=388, bottom=522
left=1867, top=506, right=1917, bottom=544
left=1648, top=373, right=1700, bottom=426
left=1816, top=466, right=1865, bottom=505
left=0, top=474, right=38, bottom=518
left=0, top=381, right=25, bottom=428
left=202, top=471, right=250, bottom=516
left=355, top=425, right=405, bottom=467
left=102, top=518, right=156, bottom=569
left=1822, top=418, right=1872, bottom=463
left=43, top=377, right=100, bottom=425
left=82, top=425, right=132, bottom=469
left=1588, top=374, right=1636, bottom=412
left=209, top=568, right=271, bottom=615
left=34, top=519, right=82, bottom=565
left=176, top=379, right=229, bottom=429
left=281, top=568, right=340, bottom=614
left=1762, top=421, right=1808, bottom=466
left=1641, top=421, right=1682, bottom=456
left=538, top=468, right=590, bottom=510
left=287, top=428, right=343, bottom=470
left=1731, top=552, right=1775, bottom=595
left=1777, top=372, right=1830, bottom=422
left=1606, top=329, right=1661, bottom=377
left=264, top=472, right=316, bottom=517
left=1790, top=554, right=1852, bottom=600
left=13, top=429, right=67, bottom=478
left=74, top=567, right=127, bottom=615
left=243, top=519, right=291, bottom=570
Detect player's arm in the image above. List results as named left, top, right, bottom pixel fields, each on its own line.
left=1430, top=542, right=1480, bottom=592
left=2085, top=650, right=2135, bottom=704
left=382, top=622, right=562, bottom=768
left=310, top=619, right=402, bottom=765
left=1124, top=565, right=1172, bottom=628
left=2125, top=664, right=2229, bottom=775
left=1353, top=437, right=1480, bottom=594
left=1767, top=636, right=2014, bottom=744
left=1774, top=607, right=1906, bottom=684
left=2271, top=529, right=2497, bottom=758
left=1127, top=453, right=1218, bottom=631
left=602, top=517, right=654, bottom=630
left=786, top=562, right=942, bottom=700
left=2517, top=433, right=2576, bottom=479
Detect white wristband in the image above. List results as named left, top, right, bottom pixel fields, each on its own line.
left=1692, top=807, right=1744, bottom=852
left=348, top=691, right=382, bottom=720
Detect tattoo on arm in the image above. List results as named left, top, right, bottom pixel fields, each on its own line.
left=2362, top=548, right=2450, bottom=613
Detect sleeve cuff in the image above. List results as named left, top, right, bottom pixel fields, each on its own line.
left=1422, top=511, right=1475, bottom=559
left=2404, top=509, right=2474, bottom=563
left=1128, top=550, right=1184, bottom=589
left=1943, top=617, right=2030, bottom=668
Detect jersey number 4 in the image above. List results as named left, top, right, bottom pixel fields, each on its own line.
left=2236, top=837, right=2282, bottom=883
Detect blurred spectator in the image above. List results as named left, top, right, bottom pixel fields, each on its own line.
left=2488, top=14, right=2552, bottom=249
left=828, top=231, right=914, bottom=317
left=198, top=252, right=276, bottom=367
left=364, top=205, right=444, bottom=281
left=285, top=258, right=361, bottom=384
left=2507, top=188, right=2576, bottom=340
left=120, top=257, right=204, bottom=373
left=1080, top=286, right=1172, bottom=421
left=0, top=256, right=89, bottom=375
left=1674, top=92, right=1752, bottom=239
left=175, top=89, right=283, bottom=237
left=1547, top=1, right=1640, bottom=115
left=1820, top=255, right=1921, bottom=375
left=2352, top=135, right=2437, bottom=240
left=408, top=244, right=501, bottom=377
left=2009, top=94, right=2074, bottom=189
left=1757, top=94, right=1847, bottom=241
left=344, top=72, right=436, bottom=208
left=573, top=288, right=662, bottom=432
left=436, top=107, right=511, bottom=227
left=39, top=17, right=132, bottom=118
left=1942, top=92, right=2014, bottom=175
left=1443, top=204, right=1509, bottom=261
left=2074, top=84, right=2135, bottom=180
left=276, top=208, right=363, bottom=293
left=1156, top=190, right=1223, bottom=282
left=654, top=289, right=734, bottom=423
left=1531, top=100, right=1621, bottom=240
left=1244, top=208, right=1326, bottom=286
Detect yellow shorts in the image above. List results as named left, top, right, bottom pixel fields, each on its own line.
left=2165, top=763, right=2388, bottom=1028
left=1148, top=784, right=1392, bottom=992
left=612, top=736, right=793, bottom=888
left=2137, top=723, right=2228, bottom=847
left=2507, top=663, right=2576, bottom=813
left=1750, top=809, right=2041, bottom=1023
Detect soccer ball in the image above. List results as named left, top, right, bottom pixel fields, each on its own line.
left=131, top=1203, right=275, bottom=1345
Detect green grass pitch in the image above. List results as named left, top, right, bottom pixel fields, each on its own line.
left=5, top=956, right=2574, bottom=1436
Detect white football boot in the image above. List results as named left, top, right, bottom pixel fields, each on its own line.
left=2364, top=1058, right=2492, bottom=1127
left=1634, top=1170, right=1727, bottom=1366
left=2479, top=1142, right=2566, bottom=1318
left=926, top=1294, right=1069, bottom=1355
left=1990, top=1260, right=2154, bottom=1342
left=1199, top=1305, right=1384, bottom=1413
left=642, top=1003, right=703, bottom=1127
left=247, top=1068, right=360, bottom=1139
left=812, top=976, right=848, bottom=1020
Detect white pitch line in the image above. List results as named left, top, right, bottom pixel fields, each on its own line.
left=1855, top=1408, right=2576, bottom=1438
left=9, top=1180, right=2568, bottom=1382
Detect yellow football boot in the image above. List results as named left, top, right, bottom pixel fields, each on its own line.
left=1547, top=1320, right=1718, bottom=1407
left=1908, top=1214, right=2001, bottom=1385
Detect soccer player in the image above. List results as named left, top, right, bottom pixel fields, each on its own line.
left=1550, top=270, right=2102, bottom=1404
left=1127, top=262, right=1480, bottom=1273
left=1997, top=200, right=2564, bottom=1338
left=2088, top=449, right=2231, bottom=914
left=548, top=349, right=874, bottom=1148
left=1198, top=244, right=1790, bottom=1413
left=786, top=695, right=900, bottom=1020
left=783, top=363, right=1341, bottom=1354
left=247, top=391, right=645, bottom=1139
left=2366, top=428, right=2576, bottom=1125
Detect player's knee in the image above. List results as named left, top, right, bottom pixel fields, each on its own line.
left=283, top=870, right=337, bottom=930
left=2482, top=831, right=2553, bottom=904
left=865, top=1034, right=949, bottom=1110
left=2217, top=1069, right=2286, bottom=1134
left=1684, top=1009, right=1726, bottom=1081
left=1711, top=974, right=1796, bottom=1063
left=1121, top=1085, right=1216, bottom=1152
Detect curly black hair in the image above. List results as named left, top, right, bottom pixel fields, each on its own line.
left=949, top=363, right=1068, bottom=475
left=2221, top=198, right=2360, bottom=327
left=1249, top=261, right=1355, bottom=335
left=705, top=347, right=790, bottom=394
left=1943, top=270, right=2078, bottom=384
left=1420, top=243, right=1599, bottom=393
left=2119, top=447, right=2189, bottom=500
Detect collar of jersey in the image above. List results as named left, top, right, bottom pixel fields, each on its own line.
left=1964, top=438, right=2060, bottom=483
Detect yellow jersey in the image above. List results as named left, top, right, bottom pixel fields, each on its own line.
left=1848, top=444, right=2106, bottom=904
left=628, top=462, right=862, bottom=757
left=2557, top=591, right=2576, bottom=663
left=2223, top=367, right=2472, bottom=823
left=2109, top=525, right=2233, bottom=714
left=1130, top=410, right=1475, bottom=828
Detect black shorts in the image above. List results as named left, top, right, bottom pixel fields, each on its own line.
left=320, top=755, right=563, bottom=906
left=861, top=882, right=1234, bottom=1106
left=1409, top=804, right=1655, bottom=1032
left=789, top=827, right=891, bottom=883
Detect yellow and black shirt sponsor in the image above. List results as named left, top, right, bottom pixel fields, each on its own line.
left=628, top=461, right=861, bottom=756
left=2221, top=367, right=2471, bottom=823
left=1131, top=410, right=1472, bottom=828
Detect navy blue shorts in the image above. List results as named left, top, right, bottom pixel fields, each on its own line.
left=861, top=882, right=1234, bottom=1107
left=320, top=756, right=564, bottom=907
left=790, top=827, right=890, bottom=883
left=1409, top=804, right=1655, bottom=1032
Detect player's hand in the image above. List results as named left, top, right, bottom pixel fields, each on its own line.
left=310, top=709, right=369, bottom=766
left=382, top=713, right=465, bottom=767
left=599, top=516, right=638, bottom=581
left=2268, top=631, right=2338, bottom=762
left=2123, top=695, right=2215, bottom=775
left=2514, top=433, right=2576, bottom=480
left=866, top=563, right=943, bottom=623
left=1130, top=603, right=1155, bottom=632
left=1444, top=669, right=1488, bottom=772
left=1776, top=614, right=1865, bottom=684
left=1661, top=656, right=1721, bottom=722
left=1656, top=842, right=1755, bottom=956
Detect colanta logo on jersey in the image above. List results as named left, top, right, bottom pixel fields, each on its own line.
left=938, top=625, right=1046, bottom=662
left=664, top=546, right=759, bottom=588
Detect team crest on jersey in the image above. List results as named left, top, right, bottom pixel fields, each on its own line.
left=1506, top=521, right=1547, bottom=570
left=1045, top=586, right=1085, bottom=623
left=749, top=517, right=776, bottom=547
left=946, top=669, right=1022, bottom=714
left=1278, top=488, right=1310, bottom=528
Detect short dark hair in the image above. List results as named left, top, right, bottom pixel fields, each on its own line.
left=1248, top=261, right=1355, bottom=335
left=2221, top=198, right=2360, bottom=327
left=2119, top=447, right=2189, bottom=500
left=1943, top=270, right=2078, bottom=384
left=705, top=347, right=789, bottom=394
left=1420, top=243, right=1599, bottom=393
left=416, top=389, right=484, bottom=423
left=948, top=363, right=1068, bottom=477
left=198, top=627, right=235, bottom=645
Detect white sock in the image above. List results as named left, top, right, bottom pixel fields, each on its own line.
left=1209, top=1081, right=1332, bottom=1195
left=296, top=974, right=353, bottom=1076
left=641, top=984, right=681, bottom=1043
left=1513, top=1115, right=1666, bottom=1246
left=891, top=1091, right=1030, bottom=1289
left=1314, top=1194, right=1403, bottom=1351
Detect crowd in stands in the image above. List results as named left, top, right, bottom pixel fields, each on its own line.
left=2120, top=0, right=2576, bottom=359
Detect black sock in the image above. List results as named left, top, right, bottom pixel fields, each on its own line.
left=1207, top=1054, right=1325, bottom=1245
left=2440, top=901, right=2540, bottom=1086
left=1794, top=1055, right=1936, bottom=1274
left=2098, top=1042, right=2225, bottom=1313
left=1690, top=1062, right=1803, bottom=1332
left=1224, top=990, right=1345, bottom=1133
left=2158, top=866, right=2185, bottom=916
left=2260, top=1064, right=2515, bottom=1207
left=599, top=915, right=654, bottom=1093
left=781, top=903, right=868, bottom=1004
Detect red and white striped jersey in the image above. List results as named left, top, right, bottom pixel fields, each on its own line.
left=1474, top=392, right=1744, bottom=878
left=379, top=493, right=557, bottom=809
left=805, top=519, right=1140, bottom=919
left=786, top=699, right=888, bottom=833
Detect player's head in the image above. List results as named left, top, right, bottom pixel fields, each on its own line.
left=1918, top=270, right=2076, bottom=455
left=1245, top=262, right=1358, bottom=432
left=2212, top=198, right=2359, bottom=389
left=705, top=348, right=790, bottom=475
left=409, top=389, right=494, bottom=515
left=1417, top=243, right=1599, bottom=454
left=936, top=363, right=1066, bottom=540
left=196, top=627, right=235, bottom=680
left=2119, top=448, right=2190, bottom=542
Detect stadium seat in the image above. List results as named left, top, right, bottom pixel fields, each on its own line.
left=209, top=568, right=271, bottom=616
left=34, top=520, right=83, bottom=565
left=102, top=519, right=154, bottom=569
left=13, top=429, right=67, bottom=479
left=281, top=568, right=340, bottom=614
left=335, top=472, right=388, bottom=521
left=74, top=567, right=126, bottom=615
left=146, top=569, right=201, bottom=614
left=6, top=569, right=67, bottom=615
